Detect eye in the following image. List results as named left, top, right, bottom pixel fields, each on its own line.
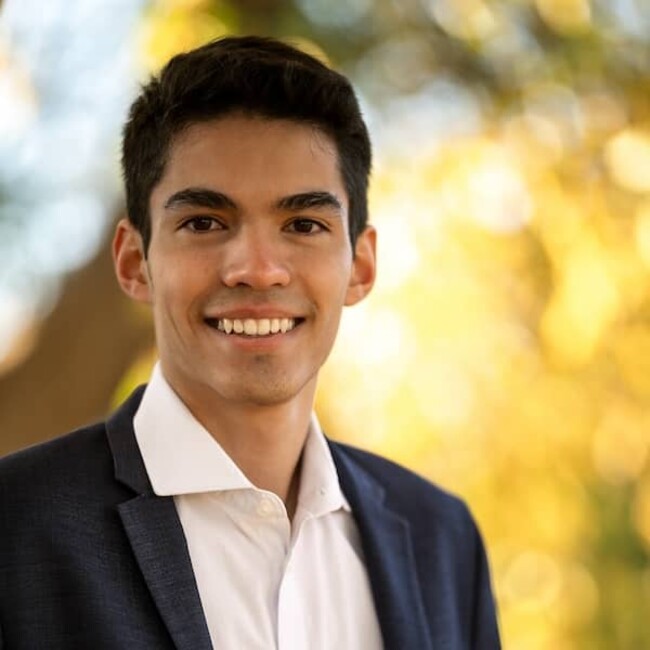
left=285, top=218, right=327, bottom=235
left=181, top=217, right=223, bottom=232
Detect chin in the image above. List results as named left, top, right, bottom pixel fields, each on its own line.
left=210, top=362, right=314, bottom=407
left=224, top=383, right=299, bottom=407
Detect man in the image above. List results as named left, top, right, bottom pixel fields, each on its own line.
left=0, top=37, right=500, bottom=649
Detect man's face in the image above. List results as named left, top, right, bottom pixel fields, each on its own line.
left=114, top=115, right=375, bottom=411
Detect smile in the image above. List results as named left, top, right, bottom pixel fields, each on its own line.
left=205, top=317, right=302, bottom=337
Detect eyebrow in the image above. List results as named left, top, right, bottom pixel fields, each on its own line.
left=275, top=191, right=343, bottom=215
left=164, top=188, right=237, bottom=211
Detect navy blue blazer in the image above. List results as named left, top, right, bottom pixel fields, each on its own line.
left=0, top=387, right=500, bottom=649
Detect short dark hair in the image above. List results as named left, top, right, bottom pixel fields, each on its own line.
left=121, top=35, right=372, bottom=253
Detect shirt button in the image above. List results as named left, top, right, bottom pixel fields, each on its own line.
left=257, top=497, right=275, bottom=517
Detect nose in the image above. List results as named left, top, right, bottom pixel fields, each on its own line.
left=221, top=227, right=291, bottom=289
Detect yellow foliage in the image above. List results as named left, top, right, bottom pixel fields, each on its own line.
left=541, top=235, right=620, bottom=367
left=634, top=200, right=650, bottom=267
left=612, top=327, right=650, bottom=399
left=425, top=0, right=499, bottom=41
left=137, top=2, right=228, bottom=72
left=605, top=128, right=650, bottom=194
left=535, top=0, right=592, bottom=35
left=632, top=477, right=650, bottom=550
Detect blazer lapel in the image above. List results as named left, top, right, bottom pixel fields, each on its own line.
left=118, top=495, right=213, bottom=650
left=106, top=389, right=213, bottom=650
left=330, top=443, right=433, bottom=650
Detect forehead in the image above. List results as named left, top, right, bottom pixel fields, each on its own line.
left=152, top=115, right=347, bottom=209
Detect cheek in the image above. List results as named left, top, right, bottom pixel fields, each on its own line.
left=305, top=248, right=353, bottom=291
left=312, top=274, right=352, bottom=329
left=150, top=267, right=206, bottom=319
left=150, top=247, right=215, bottom=297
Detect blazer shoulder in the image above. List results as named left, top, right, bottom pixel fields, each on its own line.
left=332, top=442, right=501, bottom=647
left=0, top=421, right=112, bottom=497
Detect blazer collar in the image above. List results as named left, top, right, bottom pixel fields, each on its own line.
left=106, top=385, right=151, bottom=493
left=330, top=442, right=433, bottom=650
left=105, top=387, right=213, bottom=650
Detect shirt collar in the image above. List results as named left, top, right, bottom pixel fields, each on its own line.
left=133, top=363, right=350, bottom=514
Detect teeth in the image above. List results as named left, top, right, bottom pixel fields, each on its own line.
left=258, top=319, right=271, bottom=335
left=214, top=317, right=297, bottom=336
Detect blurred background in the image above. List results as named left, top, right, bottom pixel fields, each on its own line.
left=1, top=0, right=649, bottom=646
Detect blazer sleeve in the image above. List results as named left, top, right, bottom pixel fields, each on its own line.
left=470, top=514, right=501, bottom=649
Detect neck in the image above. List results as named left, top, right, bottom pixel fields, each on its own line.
left=170, top=377, right=317, bottom=519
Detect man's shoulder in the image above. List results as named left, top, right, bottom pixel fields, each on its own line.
left=0, top=420, right=112, bottom=495
left=331, top=441, right=475, bottom=533
left=0, top=419, right=133, bottom=564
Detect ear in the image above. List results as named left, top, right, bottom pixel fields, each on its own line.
left=345, top=225, right=377, bottom=306
left=112, top=218, right=152, bottom=303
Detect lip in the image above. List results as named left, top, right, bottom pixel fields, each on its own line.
left=204, top=307, right=303, bottom=320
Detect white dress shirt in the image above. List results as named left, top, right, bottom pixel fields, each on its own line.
left=133, top=364, right=383, bottom=650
